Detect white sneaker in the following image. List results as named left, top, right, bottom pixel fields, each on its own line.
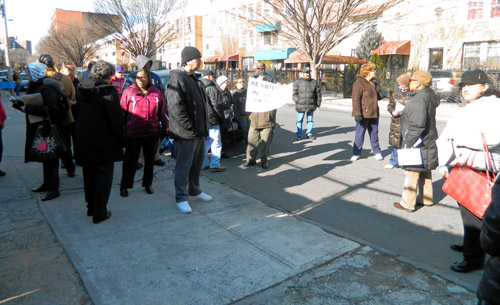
left=384, top=163, right=395, bottom=169
left=176, top=201, right=192, bottom=214
left=350, top=155, right=360, bottom=161
left=191, top=192, right=212, bottom=202
left=374, top=153, right=383, bottom=161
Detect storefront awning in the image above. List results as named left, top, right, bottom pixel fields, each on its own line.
left=256, top=22, right=281, bottom=33
left=203, top=54, right=239, bottom=62
left=284, top=50, right=368, bottom=64
left=254, top=48, right=296, bottom=61
left=219, top=54, right=239, bottom=61
left=370, top=40, right=411, bottom=56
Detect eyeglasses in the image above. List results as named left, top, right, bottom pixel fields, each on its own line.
left=237, top=81, right=244, bottom=84
left=410, top=78, right=418, bottom=82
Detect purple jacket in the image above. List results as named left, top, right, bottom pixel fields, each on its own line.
left=121, top=83, right=167, bottom=137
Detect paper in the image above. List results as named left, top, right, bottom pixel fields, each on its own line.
left=21, top=93, right=44, bottom=124
left=394, top=102, right=405, bottom=114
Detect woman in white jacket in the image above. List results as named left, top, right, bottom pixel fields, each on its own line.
left=437, top=69, right=500, bottom=273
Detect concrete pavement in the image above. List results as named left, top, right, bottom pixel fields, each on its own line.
left=0, top=92, right=478, bottom=304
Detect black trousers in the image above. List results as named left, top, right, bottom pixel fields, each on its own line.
left=43, top=158, right=59, bottom=191
left=58, top=123, right=76, bottom=174
left=82, top=162, right=114, bottom=218
left=0, top=128, right=3, bottom=163
left=459, top=203, right=485, bottom=264
left=121, top=135, right=158, bottom=188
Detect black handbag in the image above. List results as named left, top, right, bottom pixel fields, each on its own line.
left=30, top=118, right=68, bottom=162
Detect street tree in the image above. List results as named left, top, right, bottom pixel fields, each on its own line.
left=355, top=25, right=384, bottom=61
left=37, top=25, right=97, bottom=68
left=9, top=48, right=35, bottom=70
left=94, top=0, right=184, bottom=59
left=253, top=0, right=403, bottom=79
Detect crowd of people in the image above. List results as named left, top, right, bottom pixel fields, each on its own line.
left=2, top=47, right=500, bottom=303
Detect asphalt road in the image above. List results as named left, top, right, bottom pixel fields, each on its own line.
left=206, top=105, right=482, bottom=290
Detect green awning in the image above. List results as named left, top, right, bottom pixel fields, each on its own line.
left=256, top=22, right=281, bottom=33
left=254, top=48, right=296, bottom=61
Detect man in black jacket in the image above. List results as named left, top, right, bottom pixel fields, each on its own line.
left=293, top=67, right=321, bottom=141
left=200, top=70, right=226, bottom=172
left=166, top=46, right=212, bottom=214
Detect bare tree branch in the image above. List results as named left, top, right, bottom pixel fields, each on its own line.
left=93, top=0, right=185, bottom=59
left=253, top=0, right=403, bottom=78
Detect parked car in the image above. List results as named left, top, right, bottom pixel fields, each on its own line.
left=430, top=70, right=461, bottom=103
left=20, top=73, right=29, bottom=91
left=154, top=70, right=170, bottom=89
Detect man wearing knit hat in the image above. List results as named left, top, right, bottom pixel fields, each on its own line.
left=394, top=71, right=440, bottom=212
left=166, top=46, right=212, bottom=214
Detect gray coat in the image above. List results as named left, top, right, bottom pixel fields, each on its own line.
left=400, top=87, right=440, bottom=172
left=293, top=77, right=322, bottom=112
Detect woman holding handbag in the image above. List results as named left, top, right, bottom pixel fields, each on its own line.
left=119, top=69, right=167, bottom=197
left=437, top=69, right=500, bottom=273
left=11, top=63, right=65, bottom=201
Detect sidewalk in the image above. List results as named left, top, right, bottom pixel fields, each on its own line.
left=0, top=93, right=477, bottom=304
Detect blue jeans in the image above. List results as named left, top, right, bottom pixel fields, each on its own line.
left=202, top=125, right=222, bottom=168
left=389, top=147, right=399, bottom=167
left=352, top=118, right=381, bottom=155
left=296, top=112, right=314, bottom=137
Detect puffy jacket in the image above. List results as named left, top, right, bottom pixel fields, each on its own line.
left=74, top=77, right=125, bottom=164
left=400, top=87, right=440, bottom=172
left=46, top=70, right=76, bottom=125
left=477, top=181, right=500, bottom=305
left=387, top=91, right=412, bottom=148
left=232, top=88, right=250, bottom=118
left=200, top=77, right=225, bottom=127
left=121, top=83, right=166, bottom=137
left=293, top=77, right=322, bottom=112
left=351, top=76, right=382, bottom=119
left=166, top=68, right=209, bottom=140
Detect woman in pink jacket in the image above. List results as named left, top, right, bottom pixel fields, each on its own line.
left=119, top=70, right=166, bottom=197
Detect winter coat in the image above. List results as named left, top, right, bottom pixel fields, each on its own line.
left=120, top=83, right=167, bottom=138
left=400, top=87, right=440, bottom=172
left=200, top=77, right=225, bottom=127
left=351, top=76, right=382, bottom=119
left=477, top=181, right=500, bottom=305
left=111, top=75, right=124, bottom=99
left=232, top=88, right=250, bottom=118
left=0, top=99, right=6, bottom=127
left=293, top=77, right=322, bottom=112
left=220, top=89, right=233, bottom=128
left=46, top=70, right=76, bottom=125
left=249, top=110, right=277, bottom=129
left=437, top=95, right=500, bottom=173
left=166, top=68, right=209, bottom=140
left=122, top=55, right=165, bottom=98
left=23, top=78, right=65, bottom=163
left=387, top=91, right=412, bottom=148
left=74, top=77, right=125, bottom=165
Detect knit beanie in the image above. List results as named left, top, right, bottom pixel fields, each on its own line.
left=181, top=46, right=202, bottom=65
left=27, top=63, right=47, bottom=82
left=216, top=75, right=228, bottom=87
left=396, top=74, right=411, bottom=88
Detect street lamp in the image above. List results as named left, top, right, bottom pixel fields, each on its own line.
left=0, top=0, right=12, bottom=82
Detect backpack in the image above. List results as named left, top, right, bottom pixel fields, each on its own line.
left=50, top=73, right=69, bottom=125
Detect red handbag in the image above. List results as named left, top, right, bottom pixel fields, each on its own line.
left=442, top=133, right=497, bottom=219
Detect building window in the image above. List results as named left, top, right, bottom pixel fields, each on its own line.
left=247, top=4, right=254, bottom=20
left=492, top=0, right=500, bottom=17
left=263, top=31, right=278, bottom=45
left=186, top=17, right=191, bottom=31
left=249, top=30, right=254, bottom=46
left=428, top=48, right=443, bottom=70
left=263, top=2, right=272, bottom=17
left=242, top=57, right=254, bottom=70
left=175, top=20, right=180, bottom=33
left=486, top=41, right=500, bottom=67
left=241, top=31, right=248, bottom=47
left=468, top=1, right=484, bottom=19
left=463, top=42, right=482, bottom=69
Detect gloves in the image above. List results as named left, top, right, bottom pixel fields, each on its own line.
left=11, top=99, right=25, bottom=112
left=354, top=115, right=363, bottom=122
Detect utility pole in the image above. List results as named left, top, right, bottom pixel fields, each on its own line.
left=0, top=0, right=12, bottom=82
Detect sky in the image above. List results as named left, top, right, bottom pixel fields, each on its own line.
left=5, top=0, right=95, bottom=48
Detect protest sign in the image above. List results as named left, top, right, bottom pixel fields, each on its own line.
left=245, top=77, right=292, bottom=112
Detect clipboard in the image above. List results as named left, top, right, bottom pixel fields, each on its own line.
left=21, top=93, right=44, bottom=124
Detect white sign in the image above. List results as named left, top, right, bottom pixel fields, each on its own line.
left=245, top=77, right=293, bottom=112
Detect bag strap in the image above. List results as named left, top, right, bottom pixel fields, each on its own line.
left=481, top=132, right=497, bottom=181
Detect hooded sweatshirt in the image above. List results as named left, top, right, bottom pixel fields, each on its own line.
left=122, top=55, right=165, bottom=97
